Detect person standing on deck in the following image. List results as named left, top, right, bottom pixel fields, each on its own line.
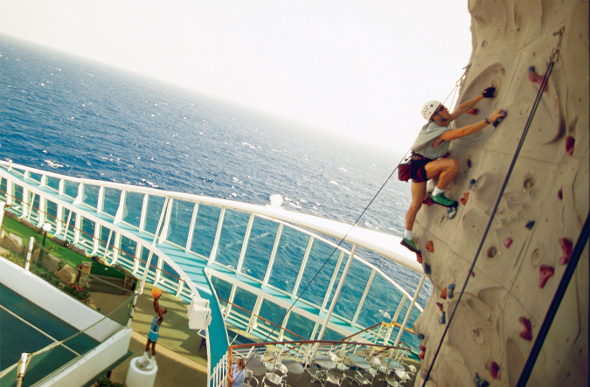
left=139, top=296, right=167, bottom=370
left=401, top=87, right=507, bottom=253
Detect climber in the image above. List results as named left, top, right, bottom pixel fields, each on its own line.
left=401, top=87, right=507, bottom=254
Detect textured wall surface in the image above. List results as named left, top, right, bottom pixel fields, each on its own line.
left=412, top=1, right=588, bottom=386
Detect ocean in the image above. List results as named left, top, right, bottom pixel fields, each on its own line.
left=0, top=36, right=431, bottom=310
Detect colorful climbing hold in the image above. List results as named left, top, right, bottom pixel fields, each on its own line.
left=436, top=302, right=444, bottom=311
left=419, top=346, right=426, bottom=360
left=447, top=284, right=455, bottom=299
left=417, top=333, right=425, bottom=340
left=460, top=192, right=469, bottom=205
left=539, top=265, right=555, bottom=288
left=557, top=187, right=563, bottom=200
left=492, top=110, right=507, bottom=127
left=469, top=178, right=477, bottom=189
left=558, top=238, right=573, bottom=265
left=426, top=240, right=434, bottom=252
left=440, top=287, right=447, bottom=299
left=565, top=136, right=575, bottom=156
left=525, top=220, right=535, bottom=230
left=490, top=362, right=500, bottom=379
left=467, top=108, right=479, bottom=115
left=422, top=262, right=431, bottom=275
left=518, top=316, right=533, bottom=341
left=474, top=373, right=490, bottom=387
left=439, top=311, right=446, bottom=324
left=416, top=253, right=424, bottom=264
left=423, top=196, right=434, bottom=206
left=504, top=237, right=513, bottom=248
left=528, top=66, right=548, bottom=92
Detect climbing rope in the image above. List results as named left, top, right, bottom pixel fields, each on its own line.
left=422, top=28, right=565, bottom=386
left=253, top=64, right=473, bottom=353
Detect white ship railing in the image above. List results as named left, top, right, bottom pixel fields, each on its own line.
left=0, top=160, right=428, bottom=385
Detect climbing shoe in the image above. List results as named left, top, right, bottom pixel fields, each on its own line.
left=401, top=238, right=420, bottom=254
left=432, top=193, right=458, bottom=208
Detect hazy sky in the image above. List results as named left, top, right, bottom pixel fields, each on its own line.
left=0, top=1, right=472, bottom=153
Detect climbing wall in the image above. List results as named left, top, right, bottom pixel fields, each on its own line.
left=412, top=1, right=588, bottom=386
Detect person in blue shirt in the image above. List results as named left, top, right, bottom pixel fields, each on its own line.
left=228, top=358, right=246, bottom=387
left=139, top=296, right=167, bottom=370
left=402, top=87, right=507, bottom=254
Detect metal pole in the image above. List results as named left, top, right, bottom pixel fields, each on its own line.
left=15, top=353, right=31, bottom=387
left=317, top=244, right=358, bottom=342
left=24, top=237, right=34, bottom=271
left=394, top=274, right=425, bottom=347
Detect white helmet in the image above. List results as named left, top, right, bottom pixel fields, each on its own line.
left=421, top=100, right=441, bottom=121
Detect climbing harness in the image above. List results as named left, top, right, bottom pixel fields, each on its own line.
left=421, top=27, right=567, bottom=386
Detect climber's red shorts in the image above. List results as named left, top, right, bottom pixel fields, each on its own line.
left=410, top=156, right=433, bottom=182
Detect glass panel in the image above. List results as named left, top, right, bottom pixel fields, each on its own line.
left=166, top=199, right=193, bottom=248
left=102, top=188, right=121, bottom=217
left=63, top=180, right=79, bottom=199
left=215, top=210, right=249, bottom=269
left=297, top=241, right=339, bottom=306
left=267, top=227, right=307, bottom=294
left=240, top=217, right=278, bottom=280
left=143, top=195, right=166, bottom=235
left=122, top=192, right=144, bottom=228
left=119, top=236, right=137, bottom=271
left=210, top=276, right=232, bottom=303
left=233, top=287, right=257, bottom=314
left=80, top=218, right=95, bottom=245
left=161, top=261, right=181, bottom=283
left=46, top=176, right=60, bottom=191
left=259, top=299, right=287, bottom=329
left=82, top=184, right=100, bottom=209
left=0, top=178, right=6, bottom=201
left=28, top=172, right=42, bottom=182
left=190, top=205, right=221, bottom=258
left=333, top=259, right=371, bottom=321
left=46, top=200, right=58, bottom=225
left=285, top=312, right=314, bottom=340
left=13, top=183, right=23, bottom=204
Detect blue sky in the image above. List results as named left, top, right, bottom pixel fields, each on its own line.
left=0, top=1, right=471, bottom=152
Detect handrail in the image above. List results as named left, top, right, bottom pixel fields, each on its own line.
left=342, top=321, right=415, bottom=342
left=0, top=188, right=183, bottom=283
left=219, top=297, right=306, bottom=341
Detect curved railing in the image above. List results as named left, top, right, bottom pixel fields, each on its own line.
left=0, top=160, right=428, bottom=384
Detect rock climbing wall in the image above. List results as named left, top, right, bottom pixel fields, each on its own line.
left=412, top=1, right=588, bottom=386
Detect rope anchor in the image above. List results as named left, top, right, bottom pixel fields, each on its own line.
left=549, top=26, right=565, bottom=64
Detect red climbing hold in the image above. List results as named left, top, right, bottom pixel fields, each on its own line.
left=436, top=302, right=444, bottom=311
left=539, top=265, right=555, bottom=288
left=518, top=316, right=533, bottom=341
left=504, top=237, right=513, bottom=248
left=419, top=345, right=426, bottom=360
left=557, top=187, right=563, bottom=200
left=426, top=241, right=434, bottom=252
left=558, top=238, right=573, bottom=265
left=423, top=196, right=434, bottom=206
left=416, top=253, right=424, bottom=264
left=565, top=136, right=575, bottom=156
left=460, top=192, right=469, bottom=205
left=467, top=108, right=479, bottom=115
left=490, top=362, right=500, bottom=379
left=528, top=66, right=548, bottom=92
left=440, top=287, right=448, bottom=299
